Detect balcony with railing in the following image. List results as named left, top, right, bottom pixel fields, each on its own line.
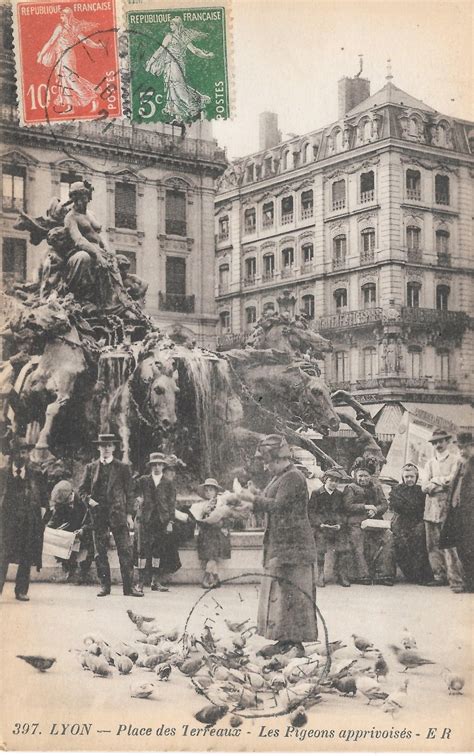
left=262, top=271, right=275, bottom=283
left=435, top=193, right=450, bottom=206
left=262, top=216, right=274, bottom=228
left=216, top=331, right=251, bottom=351
left=400, top=307, right=467, bottom=328
left=218, top=230, right=229, bottom=242
left=165, top=219, right=187, bottom=237
left=434, top=379, right=458, bottom=390
left=319, top=307, right=384, bottom=331
left=360, top=190, right=375, bottom=204
left=242, top=276, right=256, bottom=288
left=332, top=199, right=346, bottom=211
left=158, top=292, right=195, bottom=313
left=355, top=377, right=430, bottom=391
left=407, top=248, right=423, bottom=263
left=437, top=252, right=451, bottom=267
left=360, top=250, right=375, bottom=265
left=301, top=206, right=313, bottom=220
left=406, top=189, right=421, bottom=201
left=332, top=256, right=346, bottom=271
left=281, top=212, right=294, bottom=225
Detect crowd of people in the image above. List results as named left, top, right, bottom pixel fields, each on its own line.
left=0, top=426, right=473, bottom=647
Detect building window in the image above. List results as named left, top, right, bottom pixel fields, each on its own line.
left=244, top=256, right=256, bottom=283
left=302, top=243, right=314, bottom=265
left=218, top=263, right=229, bottom=293
left=360, top=228, right=375, bottom=260
left=59, top=170, right=83, bottom=203
left=281, top=196, right=293, bottom=224
left=282, top=150, right=289, bottom=170
left=301, top=189, right=313, bottom=219
left=436, top=284, right=450, bottom=310
left=301, top=294, right=315, bottom=320
left=2, top=237, right=27, bottom=284
left=244, top=207, right=256, bottom=234
left=115, top=182, right=137, bottom=229
left=334, top=288, right=347, bottom=310
left=263, top=253, right=275, bottom=279
left=2, top=164, right=26, bottom=212
left=333, top=234, right=347, bottom=265
left=263, top=302, right=275, bottom=315
left=436, top=229, right=449, bottom=259
left=166, top=256, right=186, bottom=296
left=165, top=189, right=186, bottom=236
left=117, top=250, right=136, bottom=274
left=437, top=350, right=450, bottom=381
left=363, top=347, right=377, bottom=379
left=362, top=282, right=376, bottom=309
left=435, top=174, right=450, bottom=205
left=218, top=215, right=229, bottom=240
left=301, top=143, right=309, bottom=163
left=246, top=164, right=254, bottom=183
left=245, top=306, right=257, bottom=325
left=406, top=169, right=421, bottom=200
left=360, top=171, right=374, bottom=203
left=262, top=201, right=274, bottom=228
left=281, top=247, right=294, bottom=268
left=408, top=347, right=422, bottom=379
left=407, top=226, right=421, bottom=251
left=264, top=157, right=273, bottom=177
left=332, top=179, right=346, bottom=210
left=407, top=282, right=421, bottom=308
left=335, top=351, right=349, bottom=382
left=219, top=311, right=231, bottom=333
left=255, top=164, right=262, bottom=180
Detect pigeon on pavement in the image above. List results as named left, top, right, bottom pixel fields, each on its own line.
left=194, top=704, right=228, bottom=726
left=443, top=669, right=465, bottom=695
left=352, top=634, right=376, bottom=656
left=389, top=645, right=435, bottom=672
left=382, top=679, right=409, bottom=717
left=375, top=653, right=389, bottom=681
left=17, top=655, right=56, bottom=672
left=357, top=674, right=389, bottom=705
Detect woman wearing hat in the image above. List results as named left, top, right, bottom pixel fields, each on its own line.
left=389, top=464, right=433, bottom=585
left=236, top=434, right=318, bottom=656
left=134, top=452, right=188, bottom=592
left=195, top=478, right=231, bottom=589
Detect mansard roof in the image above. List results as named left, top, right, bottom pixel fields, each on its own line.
left=346, top=81, right=437, bottom=116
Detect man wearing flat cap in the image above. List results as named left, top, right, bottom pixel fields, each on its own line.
left=133, top=452, right=189, bottom=593
left=420, top=428, right=464, bottom=592
left=0, top=438, right=45, bottom=601
left=308, top=468, right=351, bottom=588
left=441, top=432, right=474, bottom=592
left=79, top=434, right=142, bottom=597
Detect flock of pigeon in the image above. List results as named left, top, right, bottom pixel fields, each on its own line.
left=16, top=616, right=466, bottom=727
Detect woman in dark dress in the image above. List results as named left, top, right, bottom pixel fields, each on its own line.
left=196, top=478, right=231, bottom=589
left=389, top=463, right=433, bottom=585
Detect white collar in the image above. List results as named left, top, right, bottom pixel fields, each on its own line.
left=324, top=485, right=335, bottom=495
left=435, top=450, right=451, bottom=462
left=152, top=472, right=163, bottom=486
left=99, top=457, right=114, bottom=465
left=12, top=464, right=26, bottom=479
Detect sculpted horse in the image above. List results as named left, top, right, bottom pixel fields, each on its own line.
left=1, top=295, right=92, bottom=453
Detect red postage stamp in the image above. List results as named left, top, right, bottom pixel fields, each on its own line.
left=12, top=0, right=122, bottom=125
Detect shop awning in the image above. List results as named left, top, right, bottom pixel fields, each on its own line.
left=401, top=402, right=474, bottom=432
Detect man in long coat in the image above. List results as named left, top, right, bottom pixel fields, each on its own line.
left=308, top=467, right=351, bottom=587
left=0, top=438, right=45, bottom=601
left=78, top=434, right=142, bottom=597
left=441, top=432, right=474, bottom=593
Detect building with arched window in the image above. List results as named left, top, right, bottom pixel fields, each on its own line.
left=215, top=67, right=474, bottom=428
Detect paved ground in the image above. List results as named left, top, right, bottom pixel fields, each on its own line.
left=1, top=581, right=472, bottom=752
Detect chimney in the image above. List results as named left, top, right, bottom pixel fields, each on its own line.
left=259, top=112, right=281, bottom=151
left=338, top=76, right=370, bottom=119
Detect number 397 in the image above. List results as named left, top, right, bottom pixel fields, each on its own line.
left=12, top=723, right=40, bottom=735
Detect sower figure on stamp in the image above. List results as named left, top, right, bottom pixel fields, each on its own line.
left=133, top=453, right=189, bottom=593
left=420, top=428, right=464, bottom=593
left=0, top=438, right=45, bottom=602
left=308, top=467, right=351, bottom=588
left=78, top=434, right=143, bottom=598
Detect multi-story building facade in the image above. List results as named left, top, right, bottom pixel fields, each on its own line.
left=0, top=5, right=227, bottom=347
left=215, top=75, right=474, bottom=435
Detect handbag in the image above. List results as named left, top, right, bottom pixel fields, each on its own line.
left=43, top=525, right=80, bottom=560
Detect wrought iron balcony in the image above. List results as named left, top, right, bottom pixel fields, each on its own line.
left=355, top=377, right=430, bottom=391
left=434, top=379, right=458, bottom=390
left=400, top=307, right=468, bottom=327
left=319, top=307, right=384, bottom=330
left=437, top=252, right=451, bottom=267
left=332, top=257, right=346, bottom=271
left=407, top=248, right=423, bottom=263
left=158, top=292, right=195, bottom=313
left=360, top=250, right=375, bottom=264
left=216, top=331, right=251, bottom=351
left=242, top=276, right=256, bottom=288
left=262, top=271, right=275, bottom=282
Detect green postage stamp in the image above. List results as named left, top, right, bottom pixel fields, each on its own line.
left=126, top=0, right=231, bottom=124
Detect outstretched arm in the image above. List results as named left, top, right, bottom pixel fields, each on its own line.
left=187, top=42, right=214, bottom=58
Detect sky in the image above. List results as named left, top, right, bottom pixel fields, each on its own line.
left=212, top=0, right=473, bottom=159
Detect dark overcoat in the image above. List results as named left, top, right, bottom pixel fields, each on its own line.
left=342, top=481, right=388, bottom=523
left=307, top=487, right=349, bottom=553
left=134, top=474, right=181, bottom=573
left=253, top=464, right=317, bottom=567
left=78, top=458, right=134, bottom=530
left=0, top=464, right=44, bottom=568
left=441, top=457, right=474, bottom=553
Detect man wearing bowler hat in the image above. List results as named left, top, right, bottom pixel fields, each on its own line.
left=79, top=434, right=142, bottom=597
left=0, top=438, right=45, bottom=601
left=421, top=428, right=464, bottom=592
left=441, top=432, right=474, bottom=592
